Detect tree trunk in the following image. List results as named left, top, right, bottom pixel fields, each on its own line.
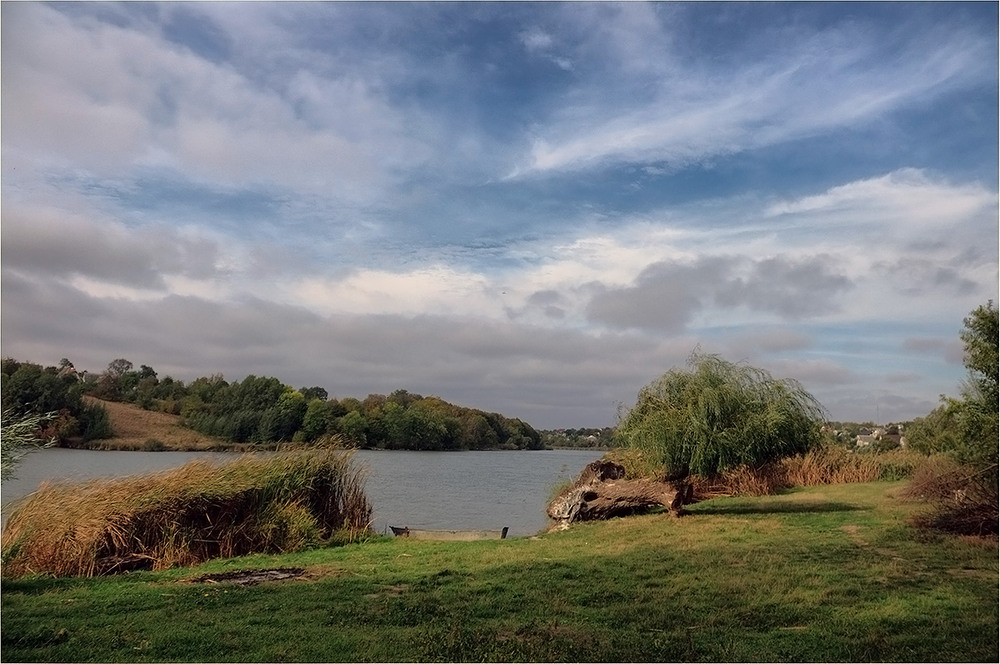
left=546, top=460, right=688, bottom=526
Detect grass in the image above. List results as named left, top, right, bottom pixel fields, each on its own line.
left=1, top=450, right=371, bottom=577
left=2, top=481, right=996, bottom=662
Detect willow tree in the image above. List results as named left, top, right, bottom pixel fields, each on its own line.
left=616, top=352, right=827, bottom=486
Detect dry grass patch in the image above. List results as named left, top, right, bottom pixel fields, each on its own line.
left=1, top=450, right=371, bottom=578
left=687, top=447, right=933, bottom=499
left=79, top=398, right=226, bottom=450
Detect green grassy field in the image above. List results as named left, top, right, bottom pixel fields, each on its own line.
left=2, top=481, right=996, bottom=662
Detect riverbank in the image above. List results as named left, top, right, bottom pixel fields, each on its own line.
left=3, top=481, right=996, bottom=662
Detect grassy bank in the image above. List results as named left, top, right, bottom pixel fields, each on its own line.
left=2, top=481, right=996, bottom=662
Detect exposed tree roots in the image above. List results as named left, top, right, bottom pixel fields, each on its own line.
left=546, top=460, right=691, bottom=526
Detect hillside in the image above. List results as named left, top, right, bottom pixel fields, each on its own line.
left=81, top=398, right=230, bottom=451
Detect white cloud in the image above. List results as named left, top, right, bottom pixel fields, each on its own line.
left=1, top=3, right=425, bottom=202
left=519, top=28, right=553, bottom=52
left=292, top=266, right=496, bottom=318
left=511, top=18, right=992, bottom=176
left=765, top=169, right=994, bottom=230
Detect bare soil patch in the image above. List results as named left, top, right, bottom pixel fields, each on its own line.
left=192, top=568, right=306, bottom=586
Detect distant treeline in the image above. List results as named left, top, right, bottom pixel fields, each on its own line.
left=1, top=358, right=113, bottom=442
left=1, top=357, right=542, bottom=451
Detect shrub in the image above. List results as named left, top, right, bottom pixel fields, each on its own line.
left=902, top=457, right=998, bottom=537
left=0, top=450, right=372, bottom=578
left=79, top=400, right=113, bottom=440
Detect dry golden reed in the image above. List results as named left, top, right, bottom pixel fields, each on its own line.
left=1, top=450, right=371, bottom=578
left=687, top=446, right=931, bottom=498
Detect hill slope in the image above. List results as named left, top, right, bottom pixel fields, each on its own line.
left=83, top=398, right=229, bottom=451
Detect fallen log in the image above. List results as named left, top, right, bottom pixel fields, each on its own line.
left=546, top=459, right=692, bottom=525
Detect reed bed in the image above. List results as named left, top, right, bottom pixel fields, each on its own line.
left=780, top=446, right=928, bottom=485
left=698, top=446, right=930, bottom=496
left=613, top=445, right=934, bottom=499
left=1, top=450, right=371, bottom=578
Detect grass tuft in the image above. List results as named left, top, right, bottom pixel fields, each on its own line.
left=1, top=450, right=371, bottom=578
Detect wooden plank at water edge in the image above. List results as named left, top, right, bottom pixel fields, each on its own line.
left=390, top=526, right=509, bottom=541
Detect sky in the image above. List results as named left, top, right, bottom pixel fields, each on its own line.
left=1, top=1, right=997, bottom=429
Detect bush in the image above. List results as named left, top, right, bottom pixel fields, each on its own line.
left=80, top=400, right=113, bottom=440
left=1, top=450, right=372, bottom=577
left=902, top=457, right=998, bottom=537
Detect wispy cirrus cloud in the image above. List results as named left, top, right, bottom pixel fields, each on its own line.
left=509, top=8, right=993, bottom=177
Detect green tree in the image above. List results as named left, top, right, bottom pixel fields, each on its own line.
left=1, top=360, right=112, bottom=443
left=300, top=386, right=329, bottom=402
left=908, top=302, right=998, bottom=535
left=616, top=351, right=826, bottom=488
left=912, top=302, right=1000, bottom=467
left=93, top=358, right=134, bottom=401
left=339, top=410, right=367, bottom=446
left=273, top=389, right=308, bottom=441
left=379, top=401, right=407, bottom=449
left=960, top=300, right=998, bottom=406
left=954, top=301, right=999, bottom=468
left=400, top=402, right=452, bottom=450
left=300, top=399, right=336, bottom=442
left=459, top=413, right=499, bottom=449
left=2, top=362, right=76, bottom=415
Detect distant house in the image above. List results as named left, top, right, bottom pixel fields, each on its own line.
left=856, top=427, right=884, bottom=447
left=856, top=425, right=904, bottom=449
left=856, top=434, right=877, bottom=447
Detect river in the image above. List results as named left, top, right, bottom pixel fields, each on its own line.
left=0, top=448, right=603, bottom=536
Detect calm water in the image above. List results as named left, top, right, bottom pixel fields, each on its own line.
left=0, top=448, right=602, bottom=536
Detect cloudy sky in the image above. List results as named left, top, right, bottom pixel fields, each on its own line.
left=2, top=2, right=997, bottom=429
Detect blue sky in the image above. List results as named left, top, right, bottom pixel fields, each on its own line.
left=2, top=1, right=997, bottom=428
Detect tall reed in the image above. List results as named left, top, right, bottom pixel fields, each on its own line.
left=688, top=447, right=931, bottom=498
left=1, top=450, right=371, bottom=578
